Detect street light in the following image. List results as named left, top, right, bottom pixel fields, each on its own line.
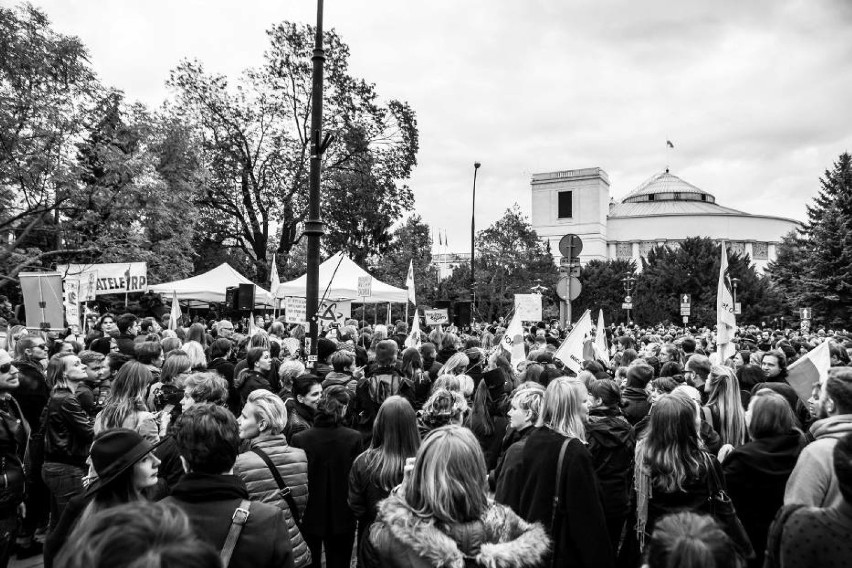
left=621, top=275, right=636, bottom=325
left=731, top=277, right=740, bottom=316
left=470, top=162, right=481, bottom=318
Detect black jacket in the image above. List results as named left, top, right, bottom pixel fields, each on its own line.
left=586, top=406, right=635, bottom=519
left=291, top=417, right=362, bottom=536
left=489, top=424, right=534, bottom=491
left=208, top=357, right=239, bottom=414
left=284, top=400, right=314, bottom=441
left=0, top=396, right=29, bottom=509
left=43, top=387, right=94, bottom=467
left=723, top=431, right=804, bottom=567
left=11, top=359, right=49, bottom=434
left=234, top=369, right=271, bottom=407
left=162, top=473, right=294, bottom=568
left=496, top=427, right=614, bottom=568
left=115, top=333, right=136, bottom=357
left=620, top=387, right=650, bottom=425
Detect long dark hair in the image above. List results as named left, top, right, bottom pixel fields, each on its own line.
left=77, top=467, right=142, bottom=528
left=467, top=380, right=495, bottom=437
left=365, top=396, right=420, bottom=491
left=638, top=391, right=704, bottom=492
left=401, top=348, right=423, bottom=379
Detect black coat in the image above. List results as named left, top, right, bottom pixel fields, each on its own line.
left=586, top=407, right=635, bottom=520
left=291, top=418, right=363, bottom=536
left=43, top=387, right=94, bottom=467
left=0, top=396, right=28, bottom=509
left=620, top=387, right=650, bottom=425
left=723, top=431, right=804, bottom=567
left=11, top=359, right=48, bottom=434
left=496, top=427, right=614, bottom=568
left=161, top=473, right=294, bottom=568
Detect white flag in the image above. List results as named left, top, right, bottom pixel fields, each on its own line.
left=405, top=260, right=416, bottom=305
left=555, top=310, right=592, bottom=374
left=168, top=291, right=181, bottom=331
left=269, top=254, right=280, bottom=299
left=716, top=242, right=737, bottom=361
left=248, top=312, right=259, bottom=337
left=594, top=309, right=610, bottom=366
left=405, top=310, right=422, bottom=349
left=501, top=311, right=527, bottom=371
left=786, top=339, right=831, bottom=403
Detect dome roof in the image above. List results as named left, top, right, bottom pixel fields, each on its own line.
left=621, top=170, right=716, bottom=204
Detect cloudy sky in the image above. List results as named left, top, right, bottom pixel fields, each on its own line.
left=30, top=0, right=852, bottom=250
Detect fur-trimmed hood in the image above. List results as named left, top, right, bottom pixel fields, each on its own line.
left=367, top=493, right=550, bottom=568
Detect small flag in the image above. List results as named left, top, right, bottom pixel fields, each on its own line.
left=501, top=310, right=527, bottom=371
left=406, top=260, right=416, bottom=305
left=438, top=231, right=443, bottom=246
left=405, top=310, right=422, bottom=349
left=554, top=310, right=592, bottom=374
left=666, top=140, right=674, bottom=148
left=248, top=312, right=259, bottom=337
left=716, top=242, right=737, bottom=362
left=444, top=230, right=449, bottom=247
left=786, top=339, right=831, bottom=403
left=269, top=254, right=280, bottom=299
left=594, top=309, right=610, bottom=366
left=168, top=291, right=181, bottom=331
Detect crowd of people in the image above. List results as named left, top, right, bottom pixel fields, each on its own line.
left=0, top=311, right=850, bottom=568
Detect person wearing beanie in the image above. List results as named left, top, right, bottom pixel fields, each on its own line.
left=314, top=338, right=337, bottom=380
left=621, top=364, right=654, bottom=425
left=44, top=429, right=165, bottom=568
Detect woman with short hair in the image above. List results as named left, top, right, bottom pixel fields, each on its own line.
left=180, top=372, right=228, bottom=411
left=234, top=389, right=311, bottom=568
left=363, top=425, right=550, bottom=567
left=234, top=347, right=273, bottom=409
left=285, top=374, right=321, bottom=440
left=496, top=377, right=614, bottom=567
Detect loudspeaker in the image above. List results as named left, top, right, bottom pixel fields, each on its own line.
left=236, top=284, right=255, bottom=311
left=225, top=286, right=238, bottom=310
left=453, top=301, right=471, bottom=328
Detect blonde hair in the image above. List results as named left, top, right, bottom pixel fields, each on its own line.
left=438, top=352, right=469, bottom=378
left=404, top=425, right=488, bottom=523
left=512, top=387, right=545, bottom=425
left=245, top=389, right=288, bottom=435
left=182, top=341, right=207, bottom=370
left=431, top=374, right=461, bottom=394
left=537, top=377, right=587, bottom=442
left=706, top=365, right=747, bottom=447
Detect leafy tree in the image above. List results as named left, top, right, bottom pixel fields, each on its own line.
left=768, top=153, right=852, bottom=327
left=472, top=205, right=559, bottom=322
left=369, top=215, right=437, bottom=310
left=167, top=22, right=418, bottom=282
left=0, top=4, right=99, bottom=289
left=573, top=259, right=637, bottom=325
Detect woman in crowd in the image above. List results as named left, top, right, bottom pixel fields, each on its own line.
left=41, top=353, right=94, bottom=532
left=278, top=359, right=306, bottom=400
left=416, top=388, right=467, bottom=438
left=0, top=349, right=29, bottom=568
left=362, top=425, right=550, bottom=567
left=292, top=386, right=362, bottom=568
left=147, top=351, right=191, bottom=417
left=234, top=389, right=310, bottom=568
left=234, top=347, right=273, bottom=408
left=399, top=347, right=430, bottom=410
left=437, top=352, right=473, bottom=399
left=435, top=332, right=459, bottom=364
left=182, top=340, right=207, bottom=371
left=94, top=361, right=158, bottom=443
left=285, top=374, right=321, bottom=440
left=185, top=323, right=208, bottom=349
left=491, top=384, right=544, bottom=490
left=703, top=365, right=748, bottom=449
left=465, top=374, right=509, bottom=471
left=720, top=389, right=804, bottom=567
left=497, top=377, right=614, bottom=568
left=586, top=378, right=636, bottom=550
left=206, top=338, right=237, bottom=412
left=180, top=371, right=229, bottom=411
left=44, top=429, right=163, bottom=568
left=644, top=512, right=744, bottom=568
left=348, top=396, right=420, bottom=560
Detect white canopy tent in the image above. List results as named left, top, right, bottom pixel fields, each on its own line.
left=275, top=252, right=408, bottom=303
left=149, top=263, right=274, bottom=308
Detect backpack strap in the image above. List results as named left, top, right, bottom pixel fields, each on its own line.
left=220, top=499, right=251, bottom=568
left=764, top=503, right=807, bottom=568
left=251, top=447, right=303, bottom=531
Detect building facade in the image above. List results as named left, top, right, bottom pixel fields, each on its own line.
left=530, top=167, right=799, bottom=272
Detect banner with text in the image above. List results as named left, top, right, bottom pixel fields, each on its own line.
left=424, top=308, right=449, bottom=326
left=514, top=294, right=543, bottom=322
left=56, top=262, right=148, bottom=297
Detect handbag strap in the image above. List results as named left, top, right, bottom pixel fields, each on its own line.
left=251, top=447, right=303, bottom=530
left=702, top=452, right=723, bottom=494
left=220, top=499, right=251, bottom=568
left=550, top=437, right=571, bottom=567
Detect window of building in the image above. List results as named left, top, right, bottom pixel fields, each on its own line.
left=753, top=242, right=769, bottom=260
left=557, top=191, right=572, bottom=218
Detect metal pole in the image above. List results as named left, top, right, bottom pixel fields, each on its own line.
left=471, top=162, right=481, bottom=315
left=304, top=0, right=326, bottom=364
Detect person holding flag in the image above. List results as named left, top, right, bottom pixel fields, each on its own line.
left=716, top=242, right=737, bottom=364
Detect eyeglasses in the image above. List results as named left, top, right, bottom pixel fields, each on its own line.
left=0, top=363, right=12, bottom=374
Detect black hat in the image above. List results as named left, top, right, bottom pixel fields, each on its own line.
left=84, top=429, right=164, bottom=498
left=483, top=368, right=506, bottom=399
left=317, top=338, right=337, bottom=361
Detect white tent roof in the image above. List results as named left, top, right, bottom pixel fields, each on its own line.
left=275, top=252, right=408, bottom=303
left=149, top=263, right=273, bottom=307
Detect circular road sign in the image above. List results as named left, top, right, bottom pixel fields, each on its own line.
left=558, top=234, right=583, bottom=259
left=556, top=276, right=583, bottom=301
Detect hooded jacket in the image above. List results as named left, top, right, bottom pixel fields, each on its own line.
left=11, top=358, right=49, bottom=432
left=784, top=413, right=852, bottom=508
left=362, top=493, right=550, bottom=568
left=234, top=369, right=272, bottom=406
left=586, top=406, right=635, bottom=520
left=620, top=387, right=651, bottom=425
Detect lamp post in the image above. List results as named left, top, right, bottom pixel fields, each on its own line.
left=304, top=0, right=328, bottom=366
left=621, top=275, right=636, bottom=325
left=731, top=277, right=740, bottom=317
left=470, top=161, right=481, bottom=319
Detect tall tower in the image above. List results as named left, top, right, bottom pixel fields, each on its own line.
left=530, top=167, right=609, bottom=263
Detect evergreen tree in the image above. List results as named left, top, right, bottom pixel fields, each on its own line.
left=573, top=259, right=637, bottom=325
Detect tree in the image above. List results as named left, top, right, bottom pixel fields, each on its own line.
left=768, top=153, right=852, bottom=327
left=0, top=4, right=99, bottom=290
left=369, top=215, right=437, bottom=309
left=573, top=259, right=637, bottom=325
left=167, top=22, right=418, bottom=282
left=472, top=205, right=559, bottom=322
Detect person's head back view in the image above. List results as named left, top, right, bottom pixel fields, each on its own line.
left=56, top=500, right=220, bottom=568
left=174, top=403, right=240, bottom=474
left=644, top=511, right=743, bottom=568
left=405, top=425, right=487, bottom=524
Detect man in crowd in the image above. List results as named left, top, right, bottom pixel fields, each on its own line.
left=114, top=313, right=139, bottom=356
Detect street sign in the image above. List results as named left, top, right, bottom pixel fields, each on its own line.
left=556, top=276, right=582, bottom=301
left=357, top=275, right=372, bottom=297
left=800, top=307, right=812, bottom=321
left=734, top=302, right=742, bottom=316
left=682, top=316, right=688, bottom=324
left=680, top=294, right=691, bottom=307
left=680, top=306, right=691, bottom=316
left=622, top=302, right=633, bottom=310
left=558, top=234, right=583, bottom=258
left=559, top=257, right=571, bottom=266
left=624, top=295, right=632, bottom=303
